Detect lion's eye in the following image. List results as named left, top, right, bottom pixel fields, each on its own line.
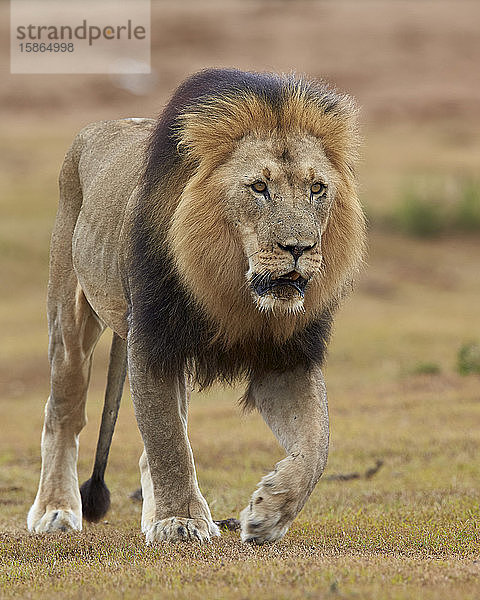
left=311, top=182, right=327, bottom=196
left=251, top=181, right=267, bottom=194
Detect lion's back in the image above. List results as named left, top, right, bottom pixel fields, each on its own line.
left=75, top=118, right=155, bottom=195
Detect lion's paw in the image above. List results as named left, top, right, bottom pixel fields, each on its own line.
left=28, top=508, right=82, bottom=534
left=145, top=517, right=220, bottom=544
left=240, top=487, right=292, bottom=544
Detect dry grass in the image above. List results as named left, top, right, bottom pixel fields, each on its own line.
left=1, top=123, right=480, bottom=599
left=1, top=372, right=480, bottom=600
left=1, top=1, right=480, bottom=593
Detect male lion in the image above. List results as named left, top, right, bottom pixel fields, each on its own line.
left=28, top=69, right=365, bottom=544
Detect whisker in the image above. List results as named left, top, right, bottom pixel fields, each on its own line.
left=243, top=268, right=270, bottom=293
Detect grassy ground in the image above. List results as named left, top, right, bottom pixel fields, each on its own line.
left=1, top=119, right=480, bottom=599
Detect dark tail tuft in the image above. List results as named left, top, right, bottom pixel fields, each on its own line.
left=80, top=476, right=111, bottom=522
left=80, top=333, right=127, bottom=524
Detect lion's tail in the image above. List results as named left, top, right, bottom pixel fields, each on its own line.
left=80, top=332, right=127, bottom=522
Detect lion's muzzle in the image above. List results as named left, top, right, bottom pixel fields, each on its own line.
left=251, top=270, right=308, bottom=298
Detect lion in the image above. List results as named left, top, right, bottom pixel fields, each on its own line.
left=27, top=68, right=366, bottom=544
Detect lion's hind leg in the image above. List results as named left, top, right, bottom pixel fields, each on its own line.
left=28, top=285, right=105, bottom=533
left=28, top=146, right=105, bottom=533
left=28, top=282, right=105, bottom=533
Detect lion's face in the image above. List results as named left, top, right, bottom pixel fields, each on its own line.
left=218, top=133, right=339, bottom=314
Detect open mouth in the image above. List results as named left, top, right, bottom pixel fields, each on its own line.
left=251, top=271, right=308, bottom=298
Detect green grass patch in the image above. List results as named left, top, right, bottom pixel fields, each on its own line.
left=392, top=188, right=447, bottom=237
left=411, top=362, right=441, bottom=375
left=454, top=179, right=480, bottom=231
left=372, top=177, right=480, bottom=237
left=457, top=342, right=480, bottom=376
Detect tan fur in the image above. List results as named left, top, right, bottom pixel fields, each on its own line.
left=28, top=72, right=365, bottom=544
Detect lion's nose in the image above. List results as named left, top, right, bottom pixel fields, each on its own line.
left=277, top=242, right=316, bottom=261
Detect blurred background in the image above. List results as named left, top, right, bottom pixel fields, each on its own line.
left=1, top=0, right=479, bottom=552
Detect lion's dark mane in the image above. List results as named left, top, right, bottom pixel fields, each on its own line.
left=128, top=68, right=336, bottom=388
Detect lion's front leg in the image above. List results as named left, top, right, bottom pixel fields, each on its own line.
left=240, top=365, right=329, bottom=544
left=128, top=346, right=219, bottom=543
